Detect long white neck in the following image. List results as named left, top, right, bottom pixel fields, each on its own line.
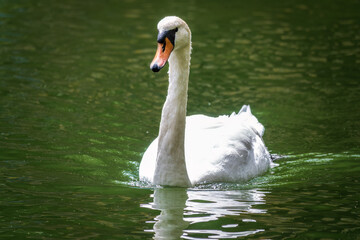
left=153, top=45, right=191, bottom=187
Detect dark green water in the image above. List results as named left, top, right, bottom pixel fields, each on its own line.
left=1, top=0, right=359, bottom=239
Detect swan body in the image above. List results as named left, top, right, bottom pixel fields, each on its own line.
left=139, top=16, right=272, bottom=187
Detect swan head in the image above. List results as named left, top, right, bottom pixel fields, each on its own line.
left=150, top=16, right=191, bottom=72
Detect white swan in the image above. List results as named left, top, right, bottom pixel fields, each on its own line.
left=139, top=16, right=272, bottom=187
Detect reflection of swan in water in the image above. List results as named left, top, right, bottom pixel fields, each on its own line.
left=141, top=188, right=267, bottom=239
left=147, top=188, right=189, bottom=239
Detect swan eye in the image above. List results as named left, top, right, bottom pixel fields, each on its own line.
left=162, top=41, right=166, bottom=52
left=157, top=28, right=178, bottom=46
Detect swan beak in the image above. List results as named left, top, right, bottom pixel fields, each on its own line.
left=150, top=37, right=174, bottom=72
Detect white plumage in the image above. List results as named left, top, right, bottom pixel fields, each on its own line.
left=139, top=16, right=272, bottom=187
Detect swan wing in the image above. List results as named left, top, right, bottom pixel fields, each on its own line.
left=184, top=105, right=271, bottom=184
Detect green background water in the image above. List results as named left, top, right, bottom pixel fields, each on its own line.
left=1, top=0, right=359, bottom=239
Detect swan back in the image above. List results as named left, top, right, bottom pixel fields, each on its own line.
left=184, top=105, right=270, bottom=184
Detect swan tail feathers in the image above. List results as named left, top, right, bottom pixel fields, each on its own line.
left=239, top=105, right=251, bottom=114
left=238, top=105, right=265, bottom=137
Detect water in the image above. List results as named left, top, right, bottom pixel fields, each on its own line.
left=1, top=0, right=359, bottom=239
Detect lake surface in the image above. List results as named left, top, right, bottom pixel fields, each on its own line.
left=1, top=0, right=359, bottom=239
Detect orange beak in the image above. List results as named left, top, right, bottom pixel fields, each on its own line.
left=150, top=37, right=174, bottom=72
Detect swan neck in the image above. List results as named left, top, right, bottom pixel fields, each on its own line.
left=154, top=45, right=191, bottom=187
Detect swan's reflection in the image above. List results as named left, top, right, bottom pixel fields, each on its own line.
left=141, top=188, right=267, bottom=239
